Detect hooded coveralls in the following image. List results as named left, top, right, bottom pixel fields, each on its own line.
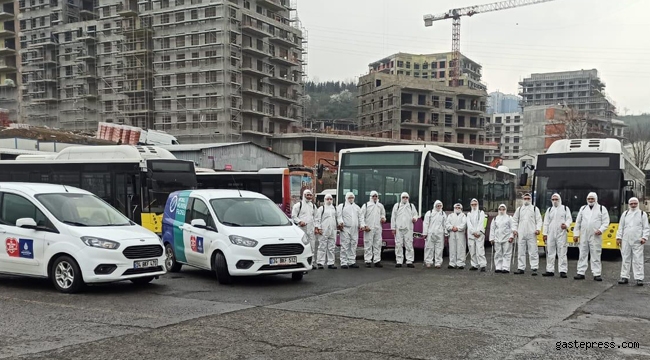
left=542, top=193, right=573, bottom=274
left=423, top=200, right=447, bottom=266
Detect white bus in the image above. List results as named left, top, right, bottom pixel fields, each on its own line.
left=0, top=145, right=197, bottom=234
left=527, top=138, right=646, bottom=251
left=337, top=145, right=517, bottom=250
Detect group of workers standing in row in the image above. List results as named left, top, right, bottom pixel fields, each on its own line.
left=292, top=190, right=648, bottom=286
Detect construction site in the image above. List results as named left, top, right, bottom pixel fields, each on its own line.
left=12, top=0, right=307, bottom=145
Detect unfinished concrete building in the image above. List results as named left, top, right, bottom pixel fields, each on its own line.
left=17, top=0, right=306, bottom=141
left=357, top=72, right=493, bottom=162
left=0, top=0, right=18, bottom=122
left=368, top=52, right=486, bottom=91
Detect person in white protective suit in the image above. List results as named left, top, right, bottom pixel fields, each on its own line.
left=360, top=190, right=386, bottom=268
left=337, top=192, right=363, bottom=269
left=616, top=197, right=648, bottom=286
left=446, top=203, right=467, bottom=269
left=314, top=194, right=338, bottom=269
left=467, top=198, right=487, bottom=272
left=512, top=193, right=543, bottom=275
left=292, top=189, right=317, bottom=269
left=490, top=204, right=514, bottom=273
left=391, top=192, right=419, bottom=268
left=423, top=200, right=447, bottom=268
left=542, top=193, right=573, bottom=278
left=573, top=192, right=610, bottom=281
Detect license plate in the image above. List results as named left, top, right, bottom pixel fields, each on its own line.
left=382, top=241, right=387, bottom=247
left=134, top=259, right=158, bottom=269
left=269, top=256, right=297, bottom=266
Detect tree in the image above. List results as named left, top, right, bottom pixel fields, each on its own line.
left=627, top=123, right=650, bottom=170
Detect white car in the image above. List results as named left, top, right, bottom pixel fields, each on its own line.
left=0, top=183, right=166, bottom=293
left=162, top=189, right=312, bottom=284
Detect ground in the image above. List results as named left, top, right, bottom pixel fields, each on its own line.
left=1, top=247, right=649, bottom=360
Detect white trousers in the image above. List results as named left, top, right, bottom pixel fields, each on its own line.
left=577, top=235, right=602, bottom=276
left=317, top=233, right=336, bottom=266
left=448, top=232, right=466, bottom=267
left=493, top=241, right=512, bottom=271
left=395, top=229, right=414, bottom=265
left=468, top=234, right=486, bottom=268
left=546, top=235, right=568, bottom=273
left=300, top=225, right=317, bottom=265
left=424, top=233, right=444, bottom=266
left=517, top=233, right=539, bottom=270
left=364, top=227, right=382, bottom=263
left=620, top=238, right=644, bottom=280
left=340, top=227, right=359, bottom=266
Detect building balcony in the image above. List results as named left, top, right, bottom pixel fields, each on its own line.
left=32, top=77, right=57, bottom=83
left=241, top=106, right=269, bottom=117
left=401, top=102, right=431, bottom=109
left=257, top=0, right=288, bottom=11
left=270, top=54, right=300, bottom=67
left=31, top=96, right=59, bottom=103
left=269, top=33, right=297, bottom=48
left=0, top=47, right=15, bottom=56
left=271, top=111, right=299, bottom=123
left=0, top=27, right=14, bottom=38
left=0, top=63, right=15, bottom=73
left=400, top=120, right=433, bottom=128
left=117, top=2, right=138, bottom=17
left=241, top=19, right=272, bottom=37
left=242, top=128, right=272, bottom=137
left=77, top=53, right=97, bottom=61
left=242, top=43, right=271, bottom=58
left=242, top=86, right=271, bottom=98
left=273, top=91, right=299, bottom=104
left=457, top=105, right=486, bottom=114
left=241, top=64, right=271, bottom=78
left=0, top=11, right=14, bottom=21
left=269, top=73, right=299, bottom=85
left=78, top=33, right=97, bottom=42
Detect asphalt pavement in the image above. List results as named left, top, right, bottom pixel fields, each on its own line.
left=1, top=246, right=649, bottom=360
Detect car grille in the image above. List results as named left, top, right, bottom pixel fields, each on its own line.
left=259, top=264, right=305, bottom=271
left=123, top=266, right=164, bottom=276
left=259, top=244, right=304, bottom=256
left=122, top=245, right=163, bottom=259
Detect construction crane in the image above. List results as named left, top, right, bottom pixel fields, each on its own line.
left=424, top=0, right=556, bottom=87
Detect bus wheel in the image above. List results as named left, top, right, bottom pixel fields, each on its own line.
left=214, top=252, right=233, bottom=285
left=165, top=243, right=182, bottom=272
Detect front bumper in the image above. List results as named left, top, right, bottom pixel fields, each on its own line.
left=225, top=242, right=312, bottom=276
left=76, top=244, right=167, bottom=283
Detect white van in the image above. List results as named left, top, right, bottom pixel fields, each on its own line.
left=0, top=183, right=166, bottom=293
left=162, top=189, right=312, bottom=284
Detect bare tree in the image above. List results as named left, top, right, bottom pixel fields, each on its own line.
left=627, top=123, right=650, bottom=170
left=546, top=107, right=591, bottom=141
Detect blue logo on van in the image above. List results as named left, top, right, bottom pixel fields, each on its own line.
left=163, top=190, right=192, bottom=263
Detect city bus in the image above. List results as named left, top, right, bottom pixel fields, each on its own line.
left=0, top=145, right=197, bottom=235
left=196, top=166, right=314, bottom=215
left=528, top=138, right=646, bottom=251
left=337, top=145, right=517, bottom=250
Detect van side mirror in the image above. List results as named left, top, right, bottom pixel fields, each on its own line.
left=191, top=219, right=207, bottom=228
left=519, top=173, right=528, bottom=187
left=16, top=218, right=38, bottom=229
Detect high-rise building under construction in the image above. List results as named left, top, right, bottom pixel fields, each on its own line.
left=16, top=0, right=306, bottom=144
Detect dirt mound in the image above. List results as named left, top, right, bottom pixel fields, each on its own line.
left=0, top=127, right=115, bottom=145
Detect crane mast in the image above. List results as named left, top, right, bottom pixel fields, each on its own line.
left=424, top=0, right=556, bottom=87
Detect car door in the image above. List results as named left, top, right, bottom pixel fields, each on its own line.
left=182, top=197, right=214, bottom=268
left=0, top=192, right=54, bottom=276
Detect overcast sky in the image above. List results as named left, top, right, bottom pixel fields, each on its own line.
left=297, top=0, right=650, bottom=114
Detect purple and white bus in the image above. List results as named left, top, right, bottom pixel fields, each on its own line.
left=337, top=145, right=516, bottom=250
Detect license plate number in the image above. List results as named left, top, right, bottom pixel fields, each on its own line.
left=134, top=259, right=158, bottom=269
left=269, top=256, right=297, bottom=266
left=382, top=241, right=387, bottom=247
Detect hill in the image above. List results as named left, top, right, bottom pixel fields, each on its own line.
left=304, top=81, right=357, bottom=122
left=619, top=114, right=650, bottom=129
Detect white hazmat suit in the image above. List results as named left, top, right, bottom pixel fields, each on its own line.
left=467, top=199, right=487, bottom=270
left=616, top=197, right=648, bottom=284
left=542, top=193, right=573, bottom=276
left=512, top=198, right=543, bottom=273
left=337, top=192, right=363, bottom=268
left=423, top=200, right=447, bottom=267
left=490, top=204, right=513, bottom=272
left=292, top=189, right=317, bottom=265
left=446, top=204, right=467, bottom=268
left=391, top=192, right=419, bottom=266
left=314, top=196, right=338, bottom=268
left=574, top=192, right=610, bottom=278
left=360, top=191, right=386, bottom=266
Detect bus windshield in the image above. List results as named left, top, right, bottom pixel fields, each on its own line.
left=535, top=169, right=622, bottom=222
left=148, top=160, right=197, bottom=213
left=338, top=167, right=421, bottom=219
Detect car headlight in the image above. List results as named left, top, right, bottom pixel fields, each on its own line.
left=228, top=235, right=258, bottom=247
left=301, top=233, right=309, bottom=245
left=81, top=236, right=120, bottom=250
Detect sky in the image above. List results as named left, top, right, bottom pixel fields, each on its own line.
left=296, top=0, right=650, bottom=115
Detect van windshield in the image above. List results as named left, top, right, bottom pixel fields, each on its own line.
left=210, top=197, right=291, bottom=227
left=36, top=193, right=132, bottom=227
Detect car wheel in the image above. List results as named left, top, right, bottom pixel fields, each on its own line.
left=165, top=243, right=182, bottom=272
left=291, top=272, right=304, bottom=281
left=130, top=276, right=154, bottom=285
left=50, top=255, right=84, bottom=294
left=214, top=252, right=233, bottom=285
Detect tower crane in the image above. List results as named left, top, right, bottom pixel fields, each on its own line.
left=424, top=0, right=557, bottom=87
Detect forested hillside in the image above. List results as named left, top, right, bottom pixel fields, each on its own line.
left=304, top=81, right=358, bottom=121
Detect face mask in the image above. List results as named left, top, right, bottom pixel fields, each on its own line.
left=471, top=204, right=478, bottom=210
left=325, top=200, right=332, bottom=206
left=454, top=209, right=461, bottom=214
left=348, top=198, right=354, bottom=204
left=372, top=197, right=378, bottom=203
left=630, top=204, right=638, bottom=210
left=552, top=200, right=559, bottom=206
left=401, top=199, right=408, bottom=204
left=435, top=206, right=442, bottom=212
left=523, top=200, right=531, bottom=206
left=588, top=200, right=595, bottom=205
left=499, top=210, right=506, bottom=215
